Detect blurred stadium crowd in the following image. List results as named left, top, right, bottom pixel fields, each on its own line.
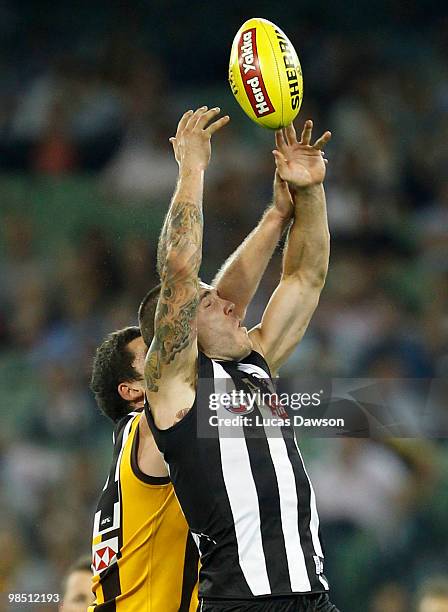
left=0, top=2, right=447, bottom=611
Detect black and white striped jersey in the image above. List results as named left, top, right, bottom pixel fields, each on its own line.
left=145, top=350, right=329, bottom=600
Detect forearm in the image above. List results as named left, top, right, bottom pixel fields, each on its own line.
left=158, top=166, right=204, bottom=280
left=213, top=207, right=290, bottom=319
left=143, top=105, right=231, bottom=400
left=143, top=167, right=204, bottom=387
left=282, top=184, right=330, bottom=286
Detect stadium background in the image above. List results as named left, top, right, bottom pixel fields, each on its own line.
left=0, top=1, right=447, bottom=610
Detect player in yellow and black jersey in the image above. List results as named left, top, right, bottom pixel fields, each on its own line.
left=89, top=327, right=198, bottom=611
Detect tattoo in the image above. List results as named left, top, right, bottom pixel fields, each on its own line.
left=156, top=285, right=200, bottom=362
left=145, top=349, right=162, bottom=392
left=144, top=200, right=203, bottom=392
left=167, top=200, right=203, bottom=251
left=157, top=200, right=203, bottom=273
left=175, top=408, right=190, bottom=422
left=156, top=219, right=169, bottom=275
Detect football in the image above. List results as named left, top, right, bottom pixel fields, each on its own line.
left=228, top=18, right=303, bottom=129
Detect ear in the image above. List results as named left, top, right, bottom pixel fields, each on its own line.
left=118, top=382, right=145, bottom=405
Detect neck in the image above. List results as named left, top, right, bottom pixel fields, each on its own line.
left=201, top=349, right=234, bottom=361
left=199, top=346, right=251, bottom=362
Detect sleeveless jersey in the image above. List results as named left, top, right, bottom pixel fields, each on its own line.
left=145, top=351, right=329, bottom=600
left=89, top=410, right=198, bottom=611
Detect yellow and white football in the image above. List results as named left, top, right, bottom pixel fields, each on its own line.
left=228, top=18, right=303, bottom=130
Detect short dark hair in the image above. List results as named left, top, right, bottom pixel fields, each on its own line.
left=138, top=284, right=161, bottom=346
left=67, top=555, right=92, bottom=574
left=90, top=326, right=142, bottom=422
left=417, top=576, right=448, bottom=606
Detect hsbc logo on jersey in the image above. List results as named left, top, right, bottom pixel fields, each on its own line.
left=93, top=537, right=118, bottom=573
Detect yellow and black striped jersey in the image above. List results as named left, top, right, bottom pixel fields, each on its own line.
left=89, top=410, right=198, bottom=612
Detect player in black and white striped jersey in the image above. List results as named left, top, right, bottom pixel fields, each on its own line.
left=140, top=106, right=339, bottom=611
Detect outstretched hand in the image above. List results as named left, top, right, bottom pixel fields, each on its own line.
left=169, top=106, right=230, bottom=172
left=273, top=120, right=331, bottom=189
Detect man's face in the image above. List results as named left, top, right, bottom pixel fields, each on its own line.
left=117, top=336, right=148, bottom=410
left=419, top=596, right=448, bottom=612
left=197, top=284, right=252, bottom=361
left=60, top=569, right=94, bottom=611
left=127, top=335, right=148, bottom=380
left=134, top=283, right=253, bottom=367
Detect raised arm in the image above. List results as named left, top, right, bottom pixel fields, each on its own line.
left=249, top=120, right=331, bottom=374
left=142, top=106, right=229, bottom=429
left=211, top=172, right=293, bottom=320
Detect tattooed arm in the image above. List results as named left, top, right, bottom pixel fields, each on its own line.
left=142, top=106, right=229, bottom=429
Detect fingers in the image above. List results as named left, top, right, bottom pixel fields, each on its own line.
left=320, top=150, right=329, bottom=164
left=169, top=136, right=179, bottom=153
left=273, top=168, right=288, bottom=188
left=206, top=114, right=230, bottom=135
left=275, top=130, right=284, bottom=151
left=274, top=169, right=285, bottom=182
left=313, top=131, right=332, bottom=150
left=181, top=106, right=230, bottom=134
left=285, top=123, right=297, bottom=145
left=185, top=106, right=209, bottom=130
left=300, top=119, right=313, bottom=145
left=171, top=108, right=194, bottom=146
left=272, top=150, right=289, bottom=182
left=196, top=107, right=221, bottom=129
left=275, top=130, right=286, bottom=151
left=272, top=149, right=288, bottom=168
left=176, top=109, right=193, bottom=138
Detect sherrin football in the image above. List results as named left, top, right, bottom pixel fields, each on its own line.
left=228, top=18, right=303, bottom=129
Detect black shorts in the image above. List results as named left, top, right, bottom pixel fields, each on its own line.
left=198, top=593, right=341, bottom=611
